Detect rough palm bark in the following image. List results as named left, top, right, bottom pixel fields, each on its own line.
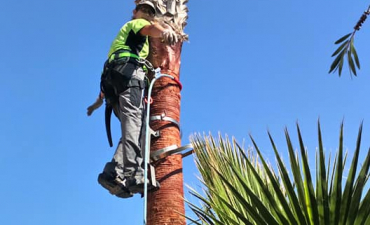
left=135, top=0, right=189, bottom=223
left=146, top=39, right=185, bottom=225
left=135, top=0, right=188, bottom=222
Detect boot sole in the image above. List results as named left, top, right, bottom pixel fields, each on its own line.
left=98, top=173, right=133, bottom=198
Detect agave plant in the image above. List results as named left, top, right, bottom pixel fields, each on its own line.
left=186, top=122, right=370, bottom=225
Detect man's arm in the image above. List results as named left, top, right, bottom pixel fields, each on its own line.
left=140, top=23, right=166, bottom=38
left=140, top=23, right=178, bottom=44
left=87, top=92, right=104, bottom=116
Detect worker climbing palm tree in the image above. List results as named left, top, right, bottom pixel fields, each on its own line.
left=87, top=0, right=179, bottom=198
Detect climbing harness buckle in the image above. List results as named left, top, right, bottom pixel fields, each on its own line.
left=138, top=58, right=155, bottom=72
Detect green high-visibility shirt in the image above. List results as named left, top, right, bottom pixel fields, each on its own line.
left=108, top=18, right=151, bottom=59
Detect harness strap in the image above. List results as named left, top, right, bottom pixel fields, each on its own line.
left=150, top=144, right=193, bottom=162
left=105, top=105, right=114, bottom=147
left=109, top=51, right=139, bottom=63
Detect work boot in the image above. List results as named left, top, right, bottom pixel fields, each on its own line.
left=97, top=173, right=133, bottom=198
left=127, top=176, right=160, bottom=194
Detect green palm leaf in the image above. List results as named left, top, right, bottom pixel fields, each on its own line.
left=354, top=186, right=370, bottom=225
left=328, top=123, right=344, bottom=225
left=268, top=131, right=308, bottom=225
left=248, top=137, right=297, bottom=225
left=187, top=123, right=370, bottom=225
left=339, top=123, right=362, bottom=224
left=346, top=144, right=370, bottom=225
left=296, top=124, right=320, bottom=225
left=316, top=121, right=330, bottom=225
left=285, top=128, right=310, bottom=221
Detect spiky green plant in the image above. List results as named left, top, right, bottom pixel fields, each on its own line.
left=186, top=122, right=370, bottom=225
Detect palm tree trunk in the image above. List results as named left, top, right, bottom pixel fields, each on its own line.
left=146, top=38, right=185, bottom=225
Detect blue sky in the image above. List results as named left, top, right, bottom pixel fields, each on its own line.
left=1, top=0, right=370, bottom=224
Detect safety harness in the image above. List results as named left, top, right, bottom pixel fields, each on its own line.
left=101, top=50, right=147, bottom=147
left=102, top=55, right=193, bottom=160
left=103, top=77, right=146, bottom=147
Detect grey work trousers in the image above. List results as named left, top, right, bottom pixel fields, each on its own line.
left=103, top=64, right=146, bottom=181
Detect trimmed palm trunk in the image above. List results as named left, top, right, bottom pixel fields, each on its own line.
left=146, top=39, right=185, bottom=225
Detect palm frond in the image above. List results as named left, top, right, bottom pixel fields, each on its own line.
left=187, top=122, right=370, bottom=225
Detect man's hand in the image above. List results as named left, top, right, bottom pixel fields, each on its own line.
left=87, top=96, right=104, bottom=116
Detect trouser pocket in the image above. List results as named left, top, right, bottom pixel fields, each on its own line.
left=129, top=87, right=142, bottom=108
left=127, top=79, right=145, bottom=108
left=111, top=62, right=137, bottom=95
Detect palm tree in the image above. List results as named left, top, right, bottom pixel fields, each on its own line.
left=146, top=39, right=185, bottom=225
left=186, top=122, right=370, bottom=225
left=142, top=1, right=189, bottom=224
